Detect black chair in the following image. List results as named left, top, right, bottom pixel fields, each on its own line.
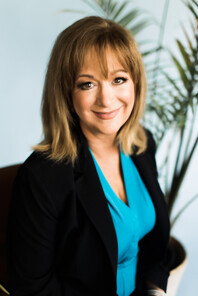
left=0, top=164, right=21, bottom=295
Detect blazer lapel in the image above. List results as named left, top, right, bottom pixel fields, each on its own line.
left=131, top=152, right=170, bottom=247
left=74, top=141, right=118, bottom=279
left=131, top=151, right=168, bottom=210
left=131, top=152, right=160, bottom=202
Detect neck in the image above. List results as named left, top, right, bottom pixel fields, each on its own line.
left=82, top=130, right=119, bottom=158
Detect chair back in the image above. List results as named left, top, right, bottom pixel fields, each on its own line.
left=0, top=164, right=20, bottom=288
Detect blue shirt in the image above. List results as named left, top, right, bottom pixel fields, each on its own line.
left=89, top=149, right=156, bottom=296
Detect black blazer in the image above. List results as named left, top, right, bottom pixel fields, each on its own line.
left=7, top=132, right=170, bottom=296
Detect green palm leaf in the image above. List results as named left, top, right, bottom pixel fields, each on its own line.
left=163, top=71, right=185, bottom=98
left=186, top=0, right=198, bottom=18
left=82, top=0, right=105, bottom=15
left=56, top=9, right=86, bottom=14
left=171, top=194, right=198, bottom=227
left=108, top=1, right=118, bottom=15
left=117, top=9, right=139, bottom=26
left=181, top=24, right=194, bottom=52
left=176, top=40, right=193, bottom=75
left=192, top=0, right=198, bottom=6
left=171, top=55, right=189, bottom=88
left=107, top=0, right=116, bottom=14
left=111, top=1, right=129, bottom=20
left=129, top=20, right=151, bottom=36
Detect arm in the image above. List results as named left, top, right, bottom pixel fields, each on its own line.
left=136, top=129, right=171, bottom=294
left=7, top=163, right=62, bottom=296
left=146, top=281, right=166, bottom=295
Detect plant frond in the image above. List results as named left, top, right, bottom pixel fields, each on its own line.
left=171, top=193, right=198, bottom=228
left=171, top=54, right=189, bottom=88
left=56, top=9, right=86, bottom=14
left=163, top=71, right=186, bottom=98
left=109, top=1, right=118, bottom=15
left=186, top=0, right=198, bottom=19
left=81, top=0, right=105, bottom=16
left=111, top=1, right=129, bottom=20
left=142, top=46, right=162, bottom=57
left=181, top=24, right=194, bottom=51
left=117, top=9, right=140, bottom=27
left=129, top=19, right=151, bottom=36
left=176, top=39, right=194, bottom=75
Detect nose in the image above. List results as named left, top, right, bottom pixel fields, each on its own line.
left=96, top=82, right=115, bottom=107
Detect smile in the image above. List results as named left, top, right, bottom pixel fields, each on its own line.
left=92, top=107, right=121, bottom=120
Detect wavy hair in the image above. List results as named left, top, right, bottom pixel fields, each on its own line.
left=34, top=16, right=147, bottom=164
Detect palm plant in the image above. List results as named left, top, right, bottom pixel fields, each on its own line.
left=60, top=0, right=198, bottom=226
left=156, top=0, right=198, bottom=225
left=145, top=0, right=198, bottom=226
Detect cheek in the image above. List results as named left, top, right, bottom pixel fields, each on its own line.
left=72, top=92, right=91, bottom=116
left=123, top=88, right=135, bottom=109
left=122, top=86, right=135, bottom=119
left=72, top=93, right=81, bottom=118
left=72, top=92, right=83, bottom=112
left=120, top=80, right=135, bottom=100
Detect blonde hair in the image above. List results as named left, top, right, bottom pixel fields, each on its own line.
left=34, top=16, right=147, bottom=164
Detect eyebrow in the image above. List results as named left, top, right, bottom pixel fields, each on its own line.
left=76, top=69, right=127, bottom=79
left=77, top=74, right=94, bottom=79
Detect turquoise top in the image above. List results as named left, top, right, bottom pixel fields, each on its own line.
left=89, top=149, right=156, bottom=296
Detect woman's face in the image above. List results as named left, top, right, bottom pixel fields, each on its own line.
left=72, top=48, right=135, bottom=141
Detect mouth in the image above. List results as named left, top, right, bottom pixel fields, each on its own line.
left=92, top=107, right=122, bottom=120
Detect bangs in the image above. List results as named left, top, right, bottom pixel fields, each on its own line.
left=95, top=43, right=135, bottom=80
left=70, top=30, right=138, bottom=83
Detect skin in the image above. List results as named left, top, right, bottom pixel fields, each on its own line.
left=72, top=48, right=135, bottom=145
left=72, top=47, right=135, bottom=204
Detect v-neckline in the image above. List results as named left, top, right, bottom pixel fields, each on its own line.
left=89, top=148, right=130, bottom=208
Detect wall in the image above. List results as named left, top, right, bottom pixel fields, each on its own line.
left=0, top=0, right=197, bottom=294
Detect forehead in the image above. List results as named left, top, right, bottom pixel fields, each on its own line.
left=78, top=46, right=127, bottom=77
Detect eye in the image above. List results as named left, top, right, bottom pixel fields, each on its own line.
left=77, top=82, right=94, bottom=90
left=113, top=77, right=128, bottom=85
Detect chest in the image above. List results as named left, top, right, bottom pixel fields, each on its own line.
left=92, top=151, right=157, bottom=256
left=90, top=151, right=127, bottom=205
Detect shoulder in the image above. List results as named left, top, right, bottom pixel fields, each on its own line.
left=21, top=151, right=73, bottom=183
left=133, top=128, right=157, bottom=157
left=133, top=128, right=158, bottom=176
left=144, top=128, right=157, bottom=155
left=14, top=151, right=74, bottom=216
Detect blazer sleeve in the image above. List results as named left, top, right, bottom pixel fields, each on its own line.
left=7, top=163, right=63, bottom=296
left=136, top=130, right=171, bottom=293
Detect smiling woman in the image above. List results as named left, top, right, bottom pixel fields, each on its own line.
left=7, top=16, right=171, bottom=296
left=33, top=16, right=147, bottom=163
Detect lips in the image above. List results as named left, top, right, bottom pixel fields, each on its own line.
left=93, top=107, right=121, bottom=120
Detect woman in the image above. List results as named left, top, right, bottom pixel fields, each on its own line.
left=7, top=16, right=171, bottom=296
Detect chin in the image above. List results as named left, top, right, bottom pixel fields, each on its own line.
left=95, top=125, right=122, bottom=136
